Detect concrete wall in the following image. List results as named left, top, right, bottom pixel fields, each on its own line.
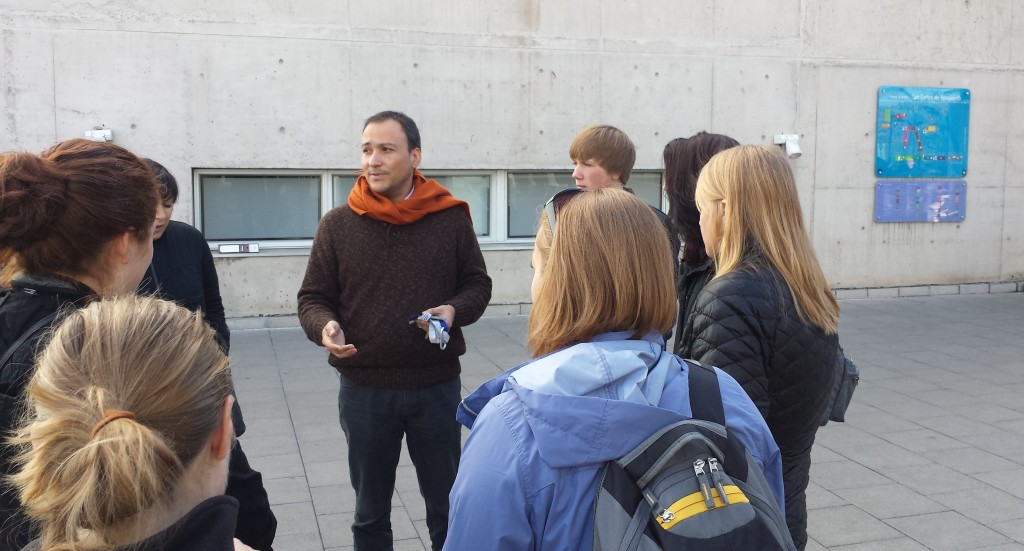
left=2, top=1, right=1021, bottom=318
left=214, top=250, right=532, bottom=318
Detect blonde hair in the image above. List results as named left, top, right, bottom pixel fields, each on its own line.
left=528, top=188, right=675, bottom=356
left=535, top=210, right=552, bottom=265
left=569, top=124, right=636, bottom=184
left=696, top=145, right=839, bottom=334
left=10, top=295, right=232, bottom=551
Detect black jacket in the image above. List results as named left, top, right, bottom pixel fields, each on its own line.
left=645, top=206, right=678, bottom=343
left=678, top=261, right=837, bottom=549
left=136, top=223, right=273, bottom=549
left=1, top=275, right=95, bottom=551
left=678, top=263, right=837, bottom=456
left=138, top=221, right=244, bottom=437
left=22, top=495, right=240, bottom=551
left=672, top=257, right=714, bottom=357
left=140, top=221, right=229, bottom=352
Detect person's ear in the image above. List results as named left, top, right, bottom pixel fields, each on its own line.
left=209, top=395, right=235, bottom=462
left=112, top=232, right=133, bottom=265
left=411, top=148, right=422, bottom=170
left=717, top=199, right=727, bottom=219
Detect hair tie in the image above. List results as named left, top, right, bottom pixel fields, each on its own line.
left=90, top=410, right=136, bottom=438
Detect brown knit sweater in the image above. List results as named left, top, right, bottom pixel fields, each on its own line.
left=297, top=204, right=492, bottom=388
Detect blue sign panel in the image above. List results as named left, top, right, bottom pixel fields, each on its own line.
left=875, top=87, right=970, bottom=178
left=874, top=180, right=966, bottom=223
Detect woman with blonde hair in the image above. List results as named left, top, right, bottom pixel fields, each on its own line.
left=11, top=296, right=250, bottom=551
left=444, top=188, right=784, bottom=550
left=678, top=144, right=840, bottom=550
left=0, top=139, right=158, bottom=550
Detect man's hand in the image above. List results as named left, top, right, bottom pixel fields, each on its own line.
left=415, top=304, right=455, bottom=333
left=322, top=320, right=357, bottom=359
left=234, top=539, right=256, bottom=551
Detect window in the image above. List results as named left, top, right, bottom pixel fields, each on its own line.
left=507, top=171, right=573, bottom=238
left=199, top=173, right=321, bottom=241
left=195, top=169, right=662, bottom=253
left=332, top=173, right=359, bottom=207
left=439, top=174, right=491, bottom=237
left=627, top=172, right=665, bottom=212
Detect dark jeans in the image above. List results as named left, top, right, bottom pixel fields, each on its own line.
left=782, top=448, right=813, bottom=551
left=338, top=374, right=462, bottom=551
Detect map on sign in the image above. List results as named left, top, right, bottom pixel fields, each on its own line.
left=874, top=180, right=966, bottom=223
left=875, top=87, right=970, bottom=179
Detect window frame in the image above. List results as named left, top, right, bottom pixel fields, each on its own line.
left=193, top=168, right=663, bottom=256
left=194, top=168, right=328, bottom=254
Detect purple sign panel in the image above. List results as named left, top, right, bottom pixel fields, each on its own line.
left=874, top=180, right=966, bottom=223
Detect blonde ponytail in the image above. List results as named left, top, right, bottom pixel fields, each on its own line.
left=10, top=295, right=232, bottom=551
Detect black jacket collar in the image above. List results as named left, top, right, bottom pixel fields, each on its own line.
left=22, top=495, right=240, bottom=551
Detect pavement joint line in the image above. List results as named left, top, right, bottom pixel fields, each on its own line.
left=236, top=293, right=1024, bottom=551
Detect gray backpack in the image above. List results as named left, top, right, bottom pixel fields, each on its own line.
left=593, top=360, right=796, bottom=551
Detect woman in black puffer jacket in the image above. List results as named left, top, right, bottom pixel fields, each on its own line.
left=678, top=145, right=839, bottom=550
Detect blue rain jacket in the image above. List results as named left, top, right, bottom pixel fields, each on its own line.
left=444, top=332, right=783, bottom=551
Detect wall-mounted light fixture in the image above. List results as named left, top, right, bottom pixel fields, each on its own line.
left=85, top=128, right=113, bottom=142
left=773, top=134, right=801, bottom=159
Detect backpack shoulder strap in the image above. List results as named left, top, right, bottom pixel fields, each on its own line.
left=0, top=312, right=58, bottom=371
left=684, top=359, right=725, bottom=425
left=683, top=358, right=753, bottom=481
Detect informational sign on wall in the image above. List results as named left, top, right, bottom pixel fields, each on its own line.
left=875, top=87, right=970, bottom=179
left=874, top=180, right=966, bottom=223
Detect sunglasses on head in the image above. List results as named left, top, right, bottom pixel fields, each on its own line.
left=543, top=188, right=584, bottom=234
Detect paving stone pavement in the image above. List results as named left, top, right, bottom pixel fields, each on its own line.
left=230, top=292, right=1024, bottom=551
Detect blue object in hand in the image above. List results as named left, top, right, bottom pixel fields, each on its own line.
left=409, top=313, right=450, bottom=350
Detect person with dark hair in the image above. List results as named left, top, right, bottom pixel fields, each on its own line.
left=139, top=159, right=277, bottom=551
left=662, top=132, right=740, bottom=355
left=142, top=159, right=228, bottom=349
left=363, top=110, right=421, bottom=151
left=297, top=111, right=492, bottom=550
left=0, top=138, right=159, bottom=551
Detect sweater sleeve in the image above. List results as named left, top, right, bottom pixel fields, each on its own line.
left=688, top=279, right=771, bottom=418
left=297, top=215, right=342, bottom=346
left=445, top=211, right=492, bottom=328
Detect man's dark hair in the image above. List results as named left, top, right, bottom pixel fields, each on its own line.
left=363, top=111, right=421, bottom=152
left=144, top=158, right=178, bottom=203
